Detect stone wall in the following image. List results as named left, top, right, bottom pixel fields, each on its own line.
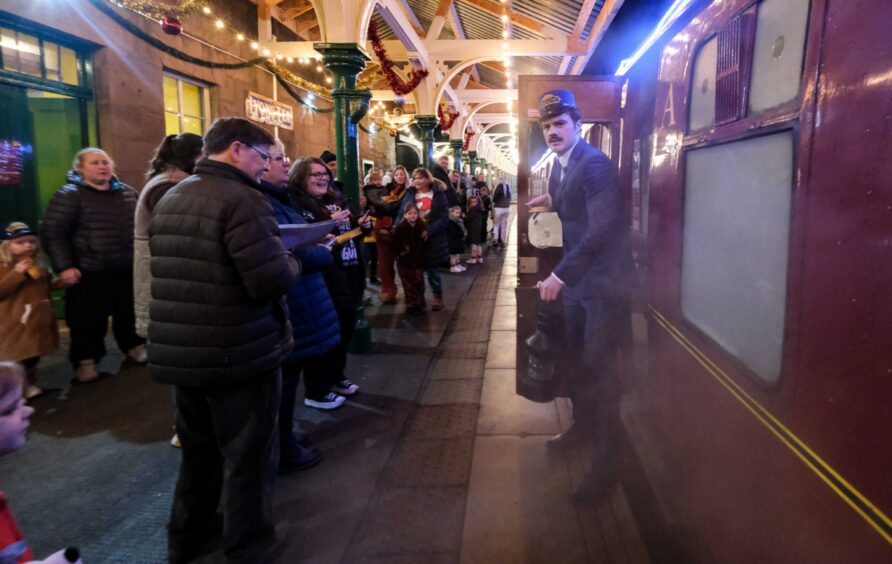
left=4, top=0, right=394, bottom=189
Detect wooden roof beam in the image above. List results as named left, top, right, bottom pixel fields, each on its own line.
left=570, top=0, right=625, bottom=74
left=427, top=0, right=455, bottom=40
left=460, top=0, right=566, bottom=40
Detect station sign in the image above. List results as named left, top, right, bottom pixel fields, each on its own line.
left=246, top=92, right=294, bottom=130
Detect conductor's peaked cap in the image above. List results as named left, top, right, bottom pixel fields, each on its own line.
left=538, top=89, right=578, bottom=120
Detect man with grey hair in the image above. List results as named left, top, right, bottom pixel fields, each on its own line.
left=150, top=117, right=300, bottom=563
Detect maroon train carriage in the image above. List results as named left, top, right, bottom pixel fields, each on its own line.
left=516, top=0, right=892, bottom=560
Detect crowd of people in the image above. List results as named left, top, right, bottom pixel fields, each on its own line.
left=0, top=116, right=513, bottom=562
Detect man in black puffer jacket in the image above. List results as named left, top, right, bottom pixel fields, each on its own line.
left=149, top=118, right=300, bottom=564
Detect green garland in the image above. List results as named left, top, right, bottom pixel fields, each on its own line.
left=89, top=0, right=265, bottom=69
left=90, top=0, right=334, bottom=113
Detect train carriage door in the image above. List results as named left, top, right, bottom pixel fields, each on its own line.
left=515, top=75, right=622, bottom=401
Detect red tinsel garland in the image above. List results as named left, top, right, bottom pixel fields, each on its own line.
left=462, top=129, right=475, bottom=151
left=437, top=104, right=460, bottom=130
left=368, top=20, right=428, bottom=96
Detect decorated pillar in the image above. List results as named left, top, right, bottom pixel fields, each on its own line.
left=414, top=115, right=439, bottom=170
left=449, top=139, right=463, bottom=172
left=315, top=42, right=372, bottom=354
left=468, top=151, right=477, bottom=178
left=314, top=43, right=371, bottom=207
left=478, top=158, right=487, bottom=179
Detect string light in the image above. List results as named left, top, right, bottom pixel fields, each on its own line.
left=214, top=19, right=224, bottom=29
left=236, top=33, right=244, bottom=41
left=202, top=6, right=211, bottom=14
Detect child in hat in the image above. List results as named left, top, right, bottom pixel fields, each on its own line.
left=0, top=222, right=67, bottom=400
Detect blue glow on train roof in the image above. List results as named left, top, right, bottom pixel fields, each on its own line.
left=615, top=0, right=696, bottom=76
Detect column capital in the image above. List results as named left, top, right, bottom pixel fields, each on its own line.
left=449, top=139, right=464, bottom=150
left=414, top=114, right=440, bottom=131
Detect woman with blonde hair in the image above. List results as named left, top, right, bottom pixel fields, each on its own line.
left=41, top=148, right=144, bottom=383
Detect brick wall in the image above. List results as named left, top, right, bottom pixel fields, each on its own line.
left=4, top=0, right=393, bottom=189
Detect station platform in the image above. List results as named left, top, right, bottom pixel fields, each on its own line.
left=0, top=214, right=660, bottom=563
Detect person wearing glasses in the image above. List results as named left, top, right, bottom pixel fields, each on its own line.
left=288, top=157, right=369, bottom=410
left=148, top=117, right=300, bottom=563
left=259, top=140, right=339, bottom=474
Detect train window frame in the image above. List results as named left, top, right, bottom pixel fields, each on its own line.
left=678, top=129, right=796, bottom=386
left=747, top=0, right=811, bottom=114
left=684, top=0, right=809, bottom=138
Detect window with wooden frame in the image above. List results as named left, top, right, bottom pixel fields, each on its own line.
left=686, top=0, right=810, bottom=133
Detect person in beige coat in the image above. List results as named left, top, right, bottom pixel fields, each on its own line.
left=133, top=133, right=203, bottom=338
left=0, top=222, right=68, bottom=399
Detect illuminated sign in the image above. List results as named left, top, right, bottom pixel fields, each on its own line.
left=245, top=92, right=294, bottom=130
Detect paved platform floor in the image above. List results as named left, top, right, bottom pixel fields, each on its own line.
left=1, top=214, right=667, bottom=563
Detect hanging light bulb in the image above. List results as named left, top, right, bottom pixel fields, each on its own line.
left=202, top=6, right=211, bottom=15
left=286, top=57, right=293, bottom=63
left=316, top=65, right=323, bottom=72
left=250, top=41, right=259, bottom=50
left=236, top=33, right=245, bottom=41
left=501, top=14, right=508, bottom=22
left=263, top=48, right=271, bottom=57
left=215, top=19, right=225, bottom=29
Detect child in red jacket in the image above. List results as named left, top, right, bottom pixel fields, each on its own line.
left=0, top=362, right=81, bottom=563
left=0, top=362, right=35, bottom=563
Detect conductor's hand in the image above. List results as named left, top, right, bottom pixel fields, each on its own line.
left=526, top=194, right=550, bottom=208
left=537, top=276, right=563, bottom=301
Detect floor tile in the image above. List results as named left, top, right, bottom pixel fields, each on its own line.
left=477, top=369, right=561, bottom=436
left=461, top=436, right=590, bottom=564
left=485, top=330, right=517, bottom=369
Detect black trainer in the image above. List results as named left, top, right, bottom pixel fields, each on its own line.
left=279, top=435, right=322, bottom=475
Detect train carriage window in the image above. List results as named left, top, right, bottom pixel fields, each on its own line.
left=680, top=131, right=794, bottom=384
left=688, top=36, right=717, bottom=132
left=748, top=0, right=810, bottom=113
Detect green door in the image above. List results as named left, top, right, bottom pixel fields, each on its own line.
left=0, top=84, right=38, bottom=227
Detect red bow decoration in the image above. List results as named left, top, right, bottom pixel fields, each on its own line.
left=368, top=20, right=428, bottom=96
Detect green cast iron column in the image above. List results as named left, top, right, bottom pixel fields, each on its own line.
left=449, top=139, right=463, bottom=172
left=414, top=115, right=439, bottom=170
left=478, top=158, right=487, bottom=180
left=314, top=43, right=371, bottom=207
left=468, top=150, right=477, bottom=177
left=314, top=42, right=372, bottom=354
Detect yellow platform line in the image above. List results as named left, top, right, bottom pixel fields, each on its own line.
left=649, top=306, right=892, bottom=546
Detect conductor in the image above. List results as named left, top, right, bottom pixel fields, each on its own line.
left=527, top=89, right=631, bottom=501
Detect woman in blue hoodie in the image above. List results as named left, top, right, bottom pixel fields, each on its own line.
left=260, top=140, right=341, bottom=474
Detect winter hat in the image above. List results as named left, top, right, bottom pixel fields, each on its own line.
left=1, top=221, right=34, bottom=241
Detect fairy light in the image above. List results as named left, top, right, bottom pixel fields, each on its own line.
left=263, top=48, right=271, bottom=57
left=202, top=6, right=211, bottom=14
left=250, top=41, right=259, bottom=50
left=236, top=33, right=244, bottom=41
left=214, top=19, right=224, bottom=29
left=316, top=65, right=323, bottom=72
